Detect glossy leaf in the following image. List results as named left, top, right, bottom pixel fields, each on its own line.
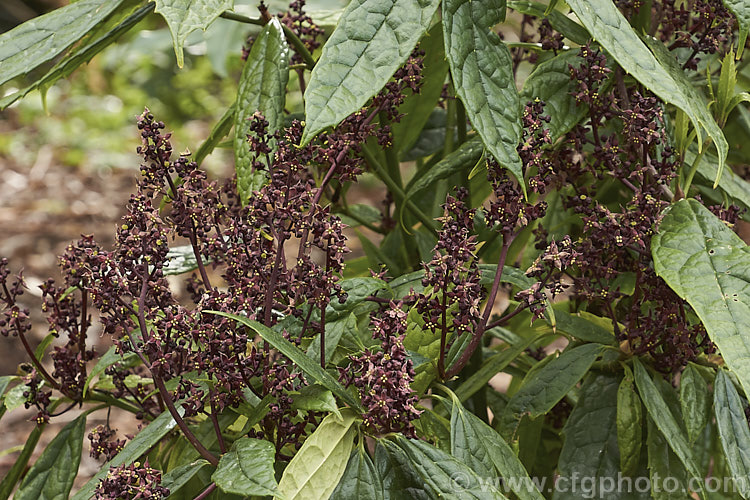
left=207, top=311, right=361, bottom=409
left=161, top=459, right=211, bottom=499
left=0, top=0, right=126, bottom=87
left=506, top=1, right=590, bottom=44
left=307, top=312, right=357, bottom=366
left=15, top=413, right=86, bottom=500
left=500, top=343, right=604, bottom=439
left=714, top=369, right=750, bottom=499
left=551, top=306, right=617, bottom=345
left=234, top=18, right=289, bottom=202
left=301, top=0, right=440, bottom=144
left=330, top=447, right=385, bottom=500
left=404, top=137, right=484, bottom=200
left=391, top=435, right=508, bottom=498
left=154, top=0, right=233, bottom=67
left=277, top=410, right=357, bottom=499
left=72, top=407, right=184, bottom=500
left=652, top=199, right=750, bottom=403
left=0, top=2, right=153, bottom=110
left=213, top=438, right=278, bottom=496
left=443, top=0, right=524, bottom=191
left=567, top=0, right=728, bottom=185
left=450, top=395, right=544, bottom=500
left=647, top=418, right=690, bottom=500
left=375, top=440, right=433, bottom=499
left=195, top=103, right=235, bottom=166
left=723, top=0, right=750, bottom=58
left=520, top=50, right=592, bottom=141
left=291, top=384, right=340, bottom=416
left=632, top=359, right=704, bottom=495
left=84, top=344, right=138, bottom=397
left=554, top=373, right=647, bottom=500
left=616, top=369, right=642, bottom=477
left=679, top=363, right=710, bottom=444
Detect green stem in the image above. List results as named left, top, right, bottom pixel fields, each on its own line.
left=681, top=143, right=707, bottom=196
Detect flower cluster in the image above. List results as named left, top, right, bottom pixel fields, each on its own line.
left=341, top=301, right=420, bottom=436
left=94, top=461, right=169, bottom=500
left=89, top=424, right=127, bottom=461
left=279, top=0, right=324, bottom=66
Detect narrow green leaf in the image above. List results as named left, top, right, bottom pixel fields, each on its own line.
left=84, top=345, right=138, bottom=397
left=195, top=103, right=236, bottom=166
left=450, top=395, right=544, bottom=500
left=326, top=277, right=390, bottom=321
left=690, top=148, right=750, bottom=218
left=392, top=23, right=450, bottom=156
left=680, top=363, right=710, bottom=444
left=234, top=18, right=290, bottom=202
left=301, top=0, right=441, bottom=144
left=551, top=306, right=617, bottom=345
left=617, top=368, right=642, bottom=477
left=163, top=244, right=203, bottom=276
left=567, top=0, right=728, bottom=185
left=15, top=413, right=86, bottom=500
left=500, top=343, right=603, bottom=439
left=520, top=50, right=592, bottom=141
left=453, top=334, right=539, bottom=402
left=330, top=447, right=385, bottom=500
left=443, top=0, right=524, bottom=191
left=392, top=435, right=508, bottom=498
left=0, top=376, right=13, bottom=398
left=277, top=410, right=357, bottom=500
left=162, top=459, right=211, bottom=499
left=72, top=407, right=183, bottom=500
left=0, top=2, right=153, bottom=110
left=291, top=384, right=341, bottom=417
left=0, top=0, right=126, bottom=87
left=506, top=1, right=590, bottom=44
left=404, top=136, right=484, bottom=200
left=632, top=359, right=705, bottom=496
left=647, top=417, right=690, bottom=500
left=33, top=333, right=55, bottom=363
left=554, top=373, right=648, bottom=500
left=155, top=0, right=233, bottom=67
left=723, top=0, right=750, bottom=58
left=652, top=199, right=750, bottom=405
left=207, top=311, right=361, bottom=409
left=713, top=369, right=750, bottom=499
left=0, top=425, right=43, bottom=500
left=213, top=438, right=278, bottom=496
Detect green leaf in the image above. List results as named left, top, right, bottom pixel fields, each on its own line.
left=520, top=50, right=592, bottom=141
left=453, top=334, right=540, bottom=402
left=326, top=277, right=390, bottom=321
left=213, top=438, right=278, bottom=497
left=330, top=447, right=385, bottom=500
left=374, top=440, right=433, bottom=499
left=5, top=383, right=31, bottom=411
left=449, top=395, right=544, bottom=500
left=0, top=2, right=153, bottom=110
left=307, top=313, right=356, bottom=366
left=391, top=435, right=508, bottom=498
left=0, top=0, right=127, bottom=87
left=632, top=359, right=704, bottom=496
left=301, top=0, right=441, bottom=144
left=647, top=417, right=690, bottom=500
left=163, top=244, right=206, bottom=276
left=616, top=368, right=642, bottom=477
left=277, top=410, right=357, bottom=500
left=554, top=373, right=647, bottom=500
left=162, top=459, right=211, bottom=499
left=714, top=369, right=750, bottom=499
left=567, top=0, right=728, bottom=186
left=0, top=425, right=43, bottom=500
left=291, top=384, right=340, bottom=417
left=723, top=0, right=750, bottom=58
left=33, top=333, right=56, bottom=361
left=500, top=343, right=604, bottom=439
left=404, top=136, right=484, bottom=201
left=72, top=407, right=184, bottom=500
left=195, top=103, right=236, bottom=166
left=155, top=0, right=233, bottom=67
left=84, top=344, right=138, bottom=397
left=680, top=363, right=710, bottom=444
left=443, top=0, right=525, bottom=191
left=689, top=148, right=750, bottom=217
left=0, top=377, right=13, bottom=398
left=551, top=306, right=617, bottom=345
left=506, top=1, right=590, bottom=45
left=652, top=198, right=750, bottom=405
left=392, top=23, right=450, bottom=156
left=234, top=18, right=290, bottom=203
left=15, top=413, right=86, bottom=500
left=207, top=311, right=361, bottom=409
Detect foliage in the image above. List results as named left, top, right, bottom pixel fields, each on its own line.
left=2, top=0, right=750, bottom=499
